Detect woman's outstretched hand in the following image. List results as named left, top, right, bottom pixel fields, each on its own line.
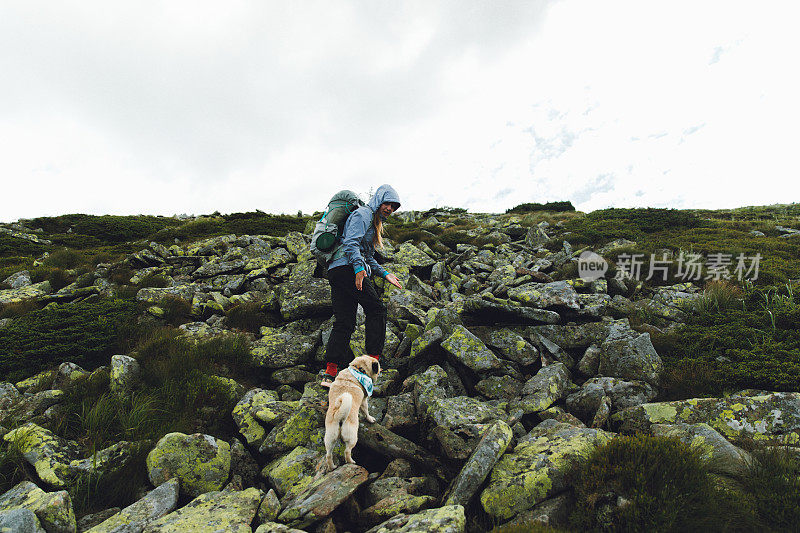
left=355, top=270, right=367, bottom=291
left=385, top=273, right=403, bottom=289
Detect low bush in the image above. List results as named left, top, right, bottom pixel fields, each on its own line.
left=739, top=445, right=800, bottom=531
left=569, top=434, right=756, bottom=532
left=157, top=295, right=192, bottom=326
left=0, top=298, right=141, bottom=381
left=226, top=301, right=270, bottom=333
left=506, top=201, right=575, bottom=214
left=0, top=235, right=47, bottom=258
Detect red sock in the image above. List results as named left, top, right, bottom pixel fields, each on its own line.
left=368, top=354, right=380, bottom=360
left=325, top=363, right=338, bottom=377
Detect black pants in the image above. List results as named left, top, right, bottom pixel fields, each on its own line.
left=325, top=265, right=387, bottom=368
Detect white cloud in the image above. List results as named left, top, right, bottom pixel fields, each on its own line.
left=1, top=0, right=799, bottom=222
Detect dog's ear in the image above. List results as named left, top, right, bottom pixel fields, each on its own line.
left=371, top=360, right=380, bottom=376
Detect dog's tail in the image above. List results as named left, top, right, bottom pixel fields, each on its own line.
left=332, top=392, right=353, bottom=424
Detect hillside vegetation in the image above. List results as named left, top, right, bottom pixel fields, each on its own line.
left=0, top=203, right=799, bottom=532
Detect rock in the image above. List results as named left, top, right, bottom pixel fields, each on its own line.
left=251, top=325, right=320, bottom=369
left=146, top=433, right=232, bottom=498
left=528, top=320, right=629, bottom=350
left=256, top=489, right=281, bottom=524
left=613, top=391, right=800, bottom=444
left=387, top=289, right=434, bottom=325
left=512, top=363, right=572, bottom=415
left=110, top=355, right=142, bottom=395
left=0, top=507, right=45, bottom=533
left=409, top=326, right=443, bottom=360
left=0, top=281, right=52, bottom=305
left=525, top=226, right=551, bottom=248
left=508, top=281, right=580, bottom=311
left=651, top=423, right=753, bottom=477
left=459, top=297, right=560, bottom=326
left=503, top=493, right=574, bottom=530
left=361, top=492, right=437, bottom=528
left=441, top=325, right=503, bottom=374
left=135, top=285, right=196, bottom=305
left=566, top=377, right=657, bottom=422
left=277, top=464, right=369, bottom=529
left=479, top=328, right=539, bottom=366
left=394, top=243, right=436, bottom=269
left=365, top=505, right=466, bottom=533
left=475, top=376, right=524, bottom=400
left=0, top=382, right=23, bottom=413
left=0, top=481, right=76, bottom=533
left=3, top=270, right=32, bottom=289
left=86, top=479, right=179, bottom=533
left=0, top=390, right=64, bottom=426
left=278, top=278, right=332, bottom=321
left=577, top=344, right=602, bottom=376
left=598, top=328, right=662, bottom=386
left=480, top=426, right=612, bottom=520
left=255, top=522, right=307, bottom=533
left=382, top=393, right=417, bottom=432
left=3, top=423, right=80, bottom=487
left=443, top=421, right=513, bottom=507
left=358, top=424, right=448, bottom=481
left=231, top=389, right=281, bottom=447
left=263, top=446, right=321, bottom=501
left=142, top=487, right=263, bottom=533
left=258, top=391, right=326, bottom=458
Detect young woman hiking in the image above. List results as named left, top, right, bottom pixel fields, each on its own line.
left=320, top=184, right=403, bottom=387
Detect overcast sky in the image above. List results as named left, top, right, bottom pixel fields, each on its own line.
left=2, top=1, right=799, bottom=222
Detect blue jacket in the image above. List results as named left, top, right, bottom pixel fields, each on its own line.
left=328, top=184, right=401, bottom=277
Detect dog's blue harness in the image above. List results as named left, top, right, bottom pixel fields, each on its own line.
left=348, top=367, right=374, bottom=397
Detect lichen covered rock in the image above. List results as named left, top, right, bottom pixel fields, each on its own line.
left=441, top=325, right=503, bottom=373
left=142, top=487, right=263, bottom=533
left=86, top=479, right=179, bottom=533
left=480, top=425, right=612, bottom=520
left=613, top=391, right=800, bottom=444
left=0, top=481, right=76, bottom=533
left=146, top=433, right=232, bottom=498
left=366, top=505, right=466, bottom=533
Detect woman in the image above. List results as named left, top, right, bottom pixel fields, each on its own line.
left=321, top=184, right=403, bottom=387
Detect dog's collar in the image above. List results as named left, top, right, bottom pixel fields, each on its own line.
left=348, top=367, right=374, bottom=397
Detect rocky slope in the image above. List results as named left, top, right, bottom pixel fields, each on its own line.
left=0, top=209, right=798, bottom=532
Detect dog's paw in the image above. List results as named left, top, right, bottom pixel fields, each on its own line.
left=365, top=415, right=376, bottom=423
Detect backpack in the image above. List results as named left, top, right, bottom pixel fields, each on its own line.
left=310, top=190, right=365, bottom=265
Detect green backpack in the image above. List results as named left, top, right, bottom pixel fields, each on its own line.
left=310, top=190, right=365, bottom=264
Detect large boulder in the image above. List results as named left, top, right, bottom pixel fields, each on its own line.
left=0, top=481, right=76, bottom=533
left=110, top=355, right=142, bottom=395
left=440, top=325, right=503, bottom=374
left=365, top=505, right=466, bottom=533
left=278, top=278, right=332, bottom=321
left=262, top=446, right=322, bottom=502
left=394, top=242, right=436, bottom=269
left=3, top=424, right=80, bottom=487
left=598, top=327, right=662, bottom=386
left=650, top=423, right=753, bottom=477
left=146, top=433, right=231, bottom=498
left=0, top=281, right=52, bottom=305
left=86, top=479, right=179, bottom=533
left=250, top=324, right=320, bottom=369
left=142, top=488, right=263, bottom=533
left=613, top=391, right=800, bottom=444
left=480, top=423, right=612, bottom=520
left=507, top=281, right=580, bottom=311
left=277, top=464, right=369, bottom=529
left=443, top=420, right=513, bottom=507
left=512, top=363, right=572, bottom=415
left=566, top=377, right=657, bottom=422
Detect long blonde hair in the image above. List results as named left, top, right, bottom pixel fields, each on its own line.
left=372, top=211, right=385, bottom=249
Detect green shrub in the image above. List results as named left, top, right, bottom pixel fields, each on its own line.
left=506, top=201, right=575, bottom=214
left=0, top=299, right=46, bottom=319
left=0, top=298, right=141, bottom=381
left=42, top=248, right=84, bottom=269
left=226, top=301, right=270, bottom=333
left=0, top=235, right=47, bottom=258
left=158, top=295, right=192, bottom=326
left=30, top=214, right=181, bottom=245
left=739, top=446, right=800, bottom=530
left=569, top=434, right=756, bottom=532
left=693, top=280, right=744, bottom=315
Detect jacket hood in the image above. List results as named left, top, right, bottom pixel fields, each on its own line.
left=368, top=184, right=401, bottom=215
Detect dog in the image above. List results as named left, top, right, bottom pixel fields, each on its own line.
left=321, top=354, right=381, bottom=473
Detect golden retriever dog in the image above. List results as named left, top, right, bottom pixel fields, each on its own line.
left=321, top=355, right=381, bottom=473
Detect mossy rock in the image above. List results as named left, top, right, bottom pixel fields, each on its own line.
left=146, top=433, right=232, bottom=498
